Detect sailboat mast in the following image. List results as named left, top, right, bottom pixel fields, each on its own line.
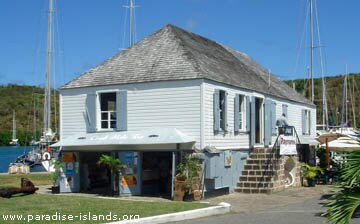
left=309, top=0, right=315, bottom=103
left=129, top=0, right=134, bottom=47
left=43, top=0, right=53, bottom=136
left=345, top=64, right=348, bottom=125
left=12, top=110, right=16, bottom=140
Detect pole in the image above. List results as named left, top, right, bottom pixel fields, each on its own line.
left=43, top=0, right=53, bottom=137
left=129, top=0, right=134, bottom=47
left=309, top=0, right=315, bottom=103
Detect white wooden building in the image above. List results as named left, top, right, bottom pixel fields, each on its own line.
left=54, top=24, right=316, bottom=195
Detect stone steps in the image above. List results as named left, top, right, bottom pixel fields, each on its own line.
left=236, top=147, right=282, bottom=194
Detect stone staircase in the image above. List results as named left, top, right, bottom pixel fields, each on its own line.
left=235, top=148, right=285, bottom=194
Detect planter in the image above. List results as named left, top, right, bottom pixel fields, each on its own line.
left=51, top=186, right=60, bottom=194
left=183, top=192, right=194, bottom=202
left=173, top=191, right=185, bottom=201
left=174, top=180, right=187, bottom=192
left=307, top=179, right=316, bottom=187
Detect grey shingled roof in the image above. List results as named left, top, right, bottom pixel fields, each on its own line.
left=62, top=24, right=313, bottom=106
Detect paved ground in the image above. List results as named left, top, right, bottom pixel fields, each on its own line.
left=173, top=185, right=359, bottom=224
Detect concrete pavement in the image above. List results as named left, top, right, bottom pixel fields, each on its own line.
left=172, top=185, right=358, bottom=224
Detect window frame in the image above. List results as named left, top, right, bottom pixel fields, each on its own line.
left=97, top=91, right=117, bottom=131
left=235, top=94, right=245, bottom=132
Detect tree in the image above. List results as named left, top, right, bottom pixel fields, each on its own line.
left=325, top=150, right=360, bottom=224
left=97, top=155, right=126, bottom=196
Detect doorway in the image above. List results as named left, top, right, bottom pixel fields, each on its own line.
left=141, top=152, right=173, bottom=198
left=79, top=152, right=111, bottom=195
left=255, top=98, right=264, bottom=144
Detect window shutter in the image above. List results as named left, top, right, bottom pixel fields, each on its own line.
left=282, top=104, right=288, bottom=117
left=234, top=94, right=240, bottom=133
left=224, top=92, right=228, bottom=132
left=116, top=91, right=127, bottom=131
left=271, top=101, right=277, bottom=135
left=85, top=93, right=97, bottom=133
left=264, top=99, right=272, bottom=147
left=250, top=96, right=256, bottom=147
left=301, top=109, right=306, bottom=135
left=246, top=96, right=250, bottom=132
left=309, top=111, right=311, bottom=135
left=213, top=90, right=220, bottom=133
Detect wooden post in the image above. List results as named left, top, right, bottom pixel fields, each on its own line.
left=325, top=138, right=330, bottom=169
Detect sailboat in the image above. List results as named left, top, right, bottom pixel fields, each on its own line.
left=9, top=110, right=19, bottom=146
left=12, top=0, right=58, bottom=172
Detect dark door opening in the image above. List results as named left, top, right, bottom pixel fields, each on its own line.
left=142, top=152, right=172, bottom=198
left=79, top=152, right=111, bottom=195
left=255, top=98, right=263, bottom=144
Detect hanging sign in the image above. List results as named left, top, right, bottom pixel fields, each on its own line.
left=279, top=135, right=297, bottom=155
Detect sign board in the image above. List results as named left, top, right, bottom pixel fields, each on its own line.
left=279, top=135, right=297, bottom=155
left=121, top=175, right=137, bottom=186
left=224, top=150, right=232, bottom=167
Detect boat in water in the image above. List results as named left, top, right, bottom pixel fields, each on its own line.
left=10, top=0, right=59, bottom=173
left=9, top=110, right=19, bottom=146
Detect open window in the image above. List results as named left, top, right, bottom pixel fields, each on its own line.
left=100, top=92, right=116, bottom=129
left=214, top=89, right=227, bottom=133
left=234, top=94, right=245, bottom=133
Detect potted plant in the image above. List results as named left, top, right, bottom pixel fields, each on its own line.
left=175, top=156, right=202, bottom=201
left=50, top=159, right=64, bottom=193
left=98, top=155, right=126, bottom=196
left=300, top=162, right=323, bottom=187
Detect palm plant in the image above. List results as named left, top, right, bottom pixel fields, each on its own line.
left=98, top=154, right=126, bottom=195
left=324, top=150, right=360, bottom=224
left=300, top=162, right=323, bottom=187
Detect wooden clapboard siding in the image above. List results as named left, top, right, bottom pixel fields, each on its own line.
left=60, top=80, right=201, bottom=148
left=203, top=81, right=251, bottom=150
left=203, top=80, right=316, bottom=150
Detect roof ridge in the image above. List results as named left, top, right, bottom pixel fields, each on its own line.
left=165, top=25, right=204, bottom=79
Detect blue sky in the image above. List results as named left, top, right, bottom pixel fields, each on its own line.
left=0, top=0, right=359, bottom=87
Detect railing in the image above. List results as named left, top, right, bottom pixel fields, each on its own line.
left=272, top=126, right=301, bottom=152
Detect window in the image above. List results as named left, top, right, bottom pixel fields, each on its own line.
left=234, top=94, right=245, bottom=132
left=100, top=92, right=116, bottom=129
left=302, top=109, right=311, bottom=135
left=219, top=90, right=226, bottom=131
left=214, top=89, right=227, bottom=133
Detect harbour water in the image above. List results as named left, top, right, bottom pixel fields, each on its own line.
left=0, top=146, right=34, bottom=173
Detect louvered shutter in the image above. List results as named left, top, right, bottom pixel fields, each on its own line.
left=223, top=92, right=228, bottom=132
left=234, top=94, right=240, bottom=133
left=213, top=90, right=220, bottom=133
left=271, top=101, right=277, bottom=135
left=246, top=96, right=250, bottom=132
left=250, top=96, right=256, bottom=147
left=116, top=91, right=127, bottom=131
left=85, top=93, right=97, bottom=133
left=264, top=99, right=272, bottom=146
left=301, top=109, right=306, bottom=135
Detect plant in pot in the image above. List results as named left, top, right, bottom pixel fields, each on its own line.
left=175, top=156, right=202, bottom=201
left=50, top=159, right=64, bottom=193
left=97, top=155, right=126, bottom=196
left=301, top=162, right=324, bottom=187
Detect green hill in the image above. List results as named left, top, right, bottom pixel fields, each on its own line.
left=285, top=73, right=360, bottom=128
left=0, top=84, right=58, bottom=146
left=1, top=75, right=359, bottom=145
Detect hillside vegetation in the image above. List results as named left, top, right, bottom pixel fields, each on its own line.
left=285, top=73, right=360, bottom=128
left=0, top=84, right=58, bottom=146
left=0, top=75, right=359, bottom=145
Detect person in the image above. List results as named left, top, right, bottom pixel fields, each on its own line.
left=276, top=113, right=288, bottom=135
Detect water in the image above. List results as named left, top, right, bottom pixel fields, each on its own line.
left=0, top=146, right=34, bottom=173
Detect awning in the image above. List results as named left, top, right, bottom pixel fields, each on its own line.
left=321, top=136, right=360, bottom=152
left=51, top=128, right=196, bottom=151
